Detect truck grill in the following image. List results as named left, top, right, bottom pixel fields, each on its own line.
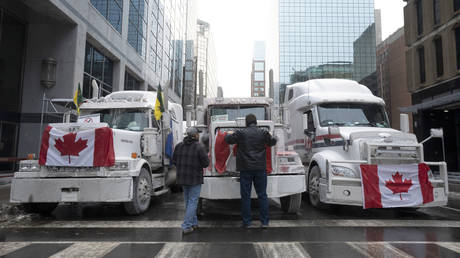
left=46, top=166, right=100, bottom=173
left=367, top=144, right=421, bottom=164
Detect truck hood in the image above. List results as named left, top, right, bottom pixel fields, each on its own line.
left=337, top=127, right=418, bottom=143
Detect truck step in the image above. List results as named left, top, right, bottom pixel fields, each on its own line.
left=152, top=188, right=169, bottom=196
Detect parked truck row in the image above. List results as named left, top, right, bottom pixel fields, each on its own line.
left=10, top=79, right=449, bottom=215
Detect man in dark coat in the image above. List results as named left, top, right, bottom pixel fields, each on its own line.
left=173, top=126, right=209, bottom=234
left=224, top=114, right=277, bottom=228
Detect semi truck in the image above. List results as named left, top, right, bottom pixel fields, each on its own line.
left=10, top=91, right=182, bottom=215
left=189, top=97, right=306, bottom=213
left=283, top=79, right=448, bottom=209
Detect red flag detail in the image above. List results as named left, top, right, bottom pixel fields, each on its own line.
left=54, top=132, right=88, bottom=164
left=418, top=163, right=434, bottom=204
left=266, top=147, right=272, bottom=173
left=93, top=127, right=115, bottom=167
left=385, top=172, right=413, bottom=200
left=39, top=126, right=52, bottom=165
left=214, top=130, right=230, bottom=174
left=360, top=164, right=382, bottom=209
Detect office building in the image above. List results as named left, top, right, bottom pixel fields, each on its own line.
left=279, top=0, right=377, bottom=103
left=195, top=19, right=218, bottom=105
left=376, top=27, right=412, bottom=131
left=251, top=41, right=266, bottom=97
left=0, top=0, right=196, bottom=173
left=401, top=0, right=460, bottom=171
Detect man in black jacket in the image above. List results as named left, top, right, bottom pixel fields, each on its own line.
left=173, top=126, right=209, bottom=234
left=225, top=114, right=277, bottom=228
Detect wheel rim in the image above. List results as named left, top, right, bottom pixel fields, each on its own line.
left=137, top=176, right=151, bottom=207
left=309, top=172, right=320, bottom=204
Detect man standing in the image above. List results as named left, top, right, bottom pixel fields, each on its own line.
left=173, top=127, right=209, bottom=234
left=225, top=114, right=277, bottom=228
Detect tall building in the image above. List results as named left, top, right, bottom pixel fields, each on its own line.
left=376, top=27, right=412, bottom=131
left=402, top=0, right=460, bottom=171
left=195, top=19, right=218, bottom=106
left=278, top=0, right=377, bottom=103
left=0, top=0, right=196, bottom=173
left=251, top=41, right=266, bottom=97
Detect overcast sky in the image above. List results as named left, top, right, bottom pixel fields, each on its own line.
left=196, top=0, right=407, bottom=98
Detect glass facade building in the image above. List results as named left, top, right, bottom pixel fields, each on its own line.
left=279, top=0, right=376, bottom=102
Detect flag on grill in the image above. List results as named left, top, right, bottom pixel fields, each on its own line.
left=360, top=163, right=434, bottom=209
left=39, top=126, right=115, bottom=167
left=214, top=130, right=273, bottom=174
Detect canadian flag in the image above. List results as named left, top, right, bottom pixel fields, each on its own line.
left=360, top=163, right=434, bottom=209
left=39, top=126, right=115, bottom=167
left=214, top=130, right=272, bottom=174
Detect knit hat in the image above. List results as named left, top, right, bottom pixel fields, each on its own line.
left=245, top=114, right=257, bottom=126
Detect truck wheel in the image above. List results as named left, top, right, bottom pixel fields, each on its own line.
left=21, top=203, right=58, bottom=215
left=280, top=193, right=302, bottom=213
left=124, top=168, right=152, bottom=215
left=308, top=166, right=327, bottom=209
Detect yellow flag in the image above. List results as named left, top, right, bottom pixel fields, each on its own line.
left=154, top=85, right=165, bottom=120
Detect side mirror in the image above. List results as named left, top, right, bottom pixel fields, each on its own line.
left=400, top=114, right=409, bottom=133
left=430, top=128, right=443, bottom=138
left=302, top=113, right=309, bottom=131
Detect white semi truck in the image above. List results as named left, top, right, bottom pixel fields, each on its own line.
left=189, top=97, right=306, bottom=213
left=10, top=91, right=182, bottom=215
left=283, top=79, right=449, bottom=208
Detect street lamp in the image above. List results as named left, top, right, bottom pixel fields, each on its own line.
left=40, top=58, right=57, bottom=89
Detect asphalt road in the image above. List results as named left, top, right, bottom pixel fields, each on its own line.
left=1, top=187, right=460, bottom=257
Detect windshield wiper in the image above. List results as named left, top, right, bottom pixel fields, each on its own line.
left=353, top=122, right=377, bottom=127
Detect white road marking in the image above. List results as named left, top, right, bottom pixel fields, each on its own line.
left=254, top=242, right=311, bottom=258
left=440, top=206, right=460, bottom=213
left=4, top=219, right=460, bottom=228
left=154, top=243, right=206, bottom=258
left=348, top=242, right=413, bottom=258
left=49, top=242, right=119, bottom=258
left=0, top=242, right=29, bottom=256
left=437, top=242, right=460, bottom=253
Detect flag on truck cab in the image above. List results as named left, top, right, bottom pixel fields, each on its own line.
left=73, top=83, right=83, bottom=114
left=360, top=163, right=434, bottom=209
left=39, top=126, right=115, bottom=167
left=154, top=85, right=165, bottom=121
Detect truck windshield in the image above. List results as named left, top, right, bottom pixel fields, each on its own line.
left=81, top=109, right=152, bottom=131
left=318, top=103, right=389, bottom=128
left=209, top=106, right=266, bottom=122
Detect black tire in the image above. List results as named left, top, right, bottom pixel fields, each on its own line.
left=280, top=193, right=302, bottom=213
left=308, top=166, right=328, bottom=209
left=124, top=168, right=152, bottom=215
left=21, top=203, right=58, bottom=215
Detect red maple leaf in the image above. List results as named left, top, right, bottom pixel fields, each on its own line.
left=385, top=172, right=413, bottom=200
left=54, top=133, right=88, bottom=164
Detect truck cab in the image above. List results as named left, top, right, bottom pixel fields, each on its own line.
left=284, top=79, right=448, bottom=209
left=190, top=97, right=306, bottom=213
left=11, top=91, right=182, bottom=215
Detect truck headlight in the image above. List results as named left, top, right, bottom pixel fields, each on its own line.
left=109, top=161, right=129, bottom=171
left=331, top=165, right=357, bottom=178
left=19, top=161, right=40, bottom=172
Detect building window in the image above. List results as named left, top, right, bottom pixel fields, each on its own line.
left=456, top=27, right=460, bottom=69
left=417, top=47, right=426, bottom=83
left=128, top=0, right=148, bottom=57
left=434, top=37, right=444, bottom=77
left=83, top=43, right=113, bottom=98
left=433, top=0, right=440, bottom=25
left=455, top=0, right=460, bottom=12
left=254, top=72, right=264, bottom=81
left=124, top=71, right=141, bottom=90
left=416, top=0, right=423, bottom=35
left=90, top=0, right=123, bottom=33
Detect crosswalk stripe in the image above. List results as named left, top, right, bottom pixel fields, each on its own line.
left=436, top=242, right=460, bottom=253
left=154, top=243, right=206, bottom=258
left=4, top=219, right=460, bottom=228
left=348, top=242, right=413, bottom=258
left=254, top=243, right=311, bottom=258
left=0, top=242, right=30, bottom=256
left=49, top=242, right=119, bottom=258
